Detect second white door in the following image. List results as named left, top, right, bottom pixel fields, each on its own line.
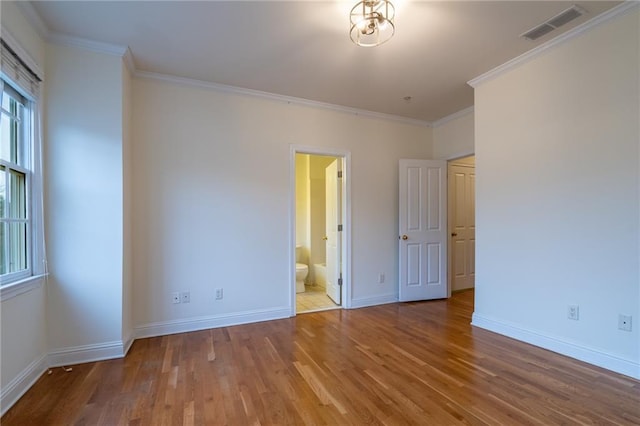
left=399, top=159, right=448, bottom=301
left=448, top=162, right=476, bottom=291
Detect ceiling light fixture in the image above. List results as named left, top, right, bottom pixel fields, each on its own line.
left=350, top=0, right=395, bottom=47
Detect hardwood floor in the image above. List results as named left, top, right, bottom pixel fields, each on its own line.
left=3, top=290, right=639, bottom=425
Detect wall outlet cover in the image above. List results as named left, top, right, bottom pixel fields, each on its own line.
left=618, top=314, right=632, bottom=332
left=567, top=305, right=579, bottom=320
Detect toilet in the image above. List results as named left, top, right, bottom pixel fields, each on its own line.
left=296, top=263, right=308, bottom=293
left=295, top=245, right=308, bottom=293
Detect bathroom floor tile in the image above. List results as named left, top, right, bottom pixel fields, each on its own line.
left=296, top=285, right=338, bottom=313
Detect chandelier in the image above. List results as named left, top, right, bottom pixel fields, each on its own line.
left=350, top=0, right=396, bottom=47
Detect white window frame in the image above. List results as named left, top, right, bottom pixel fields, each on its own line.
left=1, top=81, right=33, bottom=285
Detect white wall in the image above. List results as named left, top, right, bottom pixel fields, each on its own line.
left=0, top=1, right=48, bottom=415
left=432, top=109, right=474, bottom=160
left=472, top=8, right=639, bottom=378
left=45, top=43, right=126, bottom=357
left=132, top=76, right=432, bottom=333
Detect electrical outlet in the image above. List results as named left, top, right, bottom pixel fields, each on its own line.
left=618, top=314, right=632, bottom=332
left=378, top=273, right=385, bottom=284
left=180, top=291, right=190, bottom=303
left=215, top=288, right=223, bottom=300
left=567, top=305, right=579, bottom=320
left=172, top=292, right=180, bottom=304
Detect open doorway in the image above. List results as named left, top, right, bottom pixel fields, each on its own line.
left=448, top=155, right=476, bottom=293
left=291, top=147, right=350, bottom=315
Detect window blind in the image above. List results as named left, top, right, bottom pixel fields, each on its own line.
left=1, top=38, right=41, bottom=100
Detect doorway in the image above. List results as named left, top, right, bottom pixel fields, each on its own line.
left=447, top=155, right=476, bottom=293
left=290, top=146, right=351, bottom=315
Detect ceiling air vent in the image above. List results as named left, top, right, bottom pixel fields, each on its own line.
left=521, top=5, right=587, bottom=41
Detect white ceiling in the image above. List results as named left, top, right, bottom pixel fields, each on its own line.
left=26, top=1, right=621, bottom=123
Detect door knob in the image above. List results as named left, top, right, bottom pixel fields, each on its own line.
left=401, top=235, right=408, bottom=240
left=451, top=232, right=458, bottom=237
left=322, top=236, right=328, bottom=241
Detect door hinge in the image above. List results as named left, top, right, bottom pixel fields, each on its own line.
left=338, top=170, right=343, bottom=178
left=338, top=224, right=343, bottom=232
left=338, top=277, right=343, bottom=286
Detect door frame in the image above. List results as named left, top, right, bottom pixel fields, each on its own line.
left=446, top=152, right=475, bottom=297
left=289, top=145, right=352, bottom=316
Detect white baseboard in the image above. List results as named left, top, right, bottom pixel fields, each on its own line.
left=350, top=294, right=398, bottom=309
left=135, top=307, right=291, bottom=339
left=0, top=354, right=48, bottom=416
left=48, top=340, right=126, bottom=367
left=472, top=313, right=640, bottom=380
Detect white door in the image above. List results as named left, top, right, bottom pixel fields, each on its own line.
left=448, top=163, right=475, bottom=291
left=399, top=159, right=447, bottom=301
left=325, top=160, right=341, bottom=304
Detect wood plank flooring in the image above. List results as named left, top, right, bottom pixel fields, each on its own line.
left=3, top=290, right=639, bottom=425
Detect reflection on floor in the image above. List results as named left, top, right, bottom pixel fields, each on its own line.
left=296, top=285, right=339, bottom=313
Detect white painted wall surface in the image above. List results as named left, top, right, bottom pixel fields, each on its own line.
left=0, top=282, right=47, bottom=413
left=432, top=110, right=474, bottom=160
left=132, top=76, right=432, bottom=329
left=473, top=8, right=639, bottom=378
left=45, top=43, right=125, bottom=352
left=0, top=1, right=48, bottom=414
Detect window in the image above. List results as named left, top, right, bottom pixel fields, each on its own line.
left=1, top=82, right=32, bottom=283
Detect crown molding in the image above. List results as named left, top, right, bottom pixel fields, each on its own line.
left=14, top=1, right=50, bottom=40
left=135, top=70, right=433, bottom=128
left=468, top=1, right=639, bottom=88
left=432, top=106, right=474, bottom=128
left=48, top=33, right=129, bottom=57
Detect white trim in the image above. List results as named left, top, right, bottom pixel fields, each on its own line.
left=14, top=1, right=50, bottom=40
left=47, top=341, right=126, bottom=367
left=122, top=331, right=135, bottom=356
left=350, top=294, right=398, bottom=309
left=48, top=33, right=129, bottom=57
left=472, top=313, right=640, bottom=380
left=135, top=307, right=291, bottom=339
left=0, top=274, right=45, bottom=302
left=0, top=354, right=48, bottom=416
left=289, top=145, right=352, bottom=315
left=432, top=106, right=474, bottom=128
left=468, top=1, right=639, bottom=88
left=0, top=27, right=44, bottom=80
left=136, top=70, right=432, bottom=128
